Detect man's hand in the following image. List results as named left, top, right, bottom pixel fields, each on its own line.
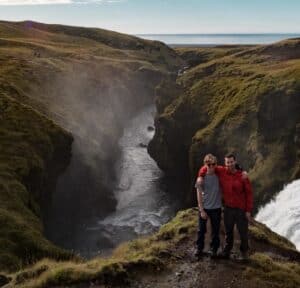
left=242, top=171, right=248, bottom=180
left=246, top=212, right=252, bottom=223
left=199, top=209, right=208, bottom=220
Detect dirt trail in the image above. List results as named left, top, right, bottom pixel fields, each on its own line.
left=129, top=233, right=257, bottom=288
left=70, top=223, right=264, bottom=288
left=62, top=218, right=300, bottom=288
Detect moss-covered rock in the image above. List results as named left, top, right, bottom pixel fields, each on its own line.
left=0, top=93, right=74, bottom=272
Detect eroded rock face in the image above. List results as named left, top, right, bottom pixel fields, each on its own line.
left=149, top=39, right=300, bottom=210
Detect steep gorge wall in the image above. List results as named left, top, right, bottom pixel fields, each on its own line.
left=149, top=39, right=300, bottom=211
left=0, top=93, right=73, bottom=271
left=0, top=20, right=183, bottom=271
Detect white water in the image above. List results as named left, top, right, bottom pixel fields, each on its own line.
left=76, top=105, right=179, bottom=257
left=256, top=179, right=300, bottom=250
left=98, top=105, right=176, bottom=234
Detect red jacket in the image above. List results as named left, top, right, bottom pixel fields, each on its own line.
left=198, top=166, right=253, bottom=212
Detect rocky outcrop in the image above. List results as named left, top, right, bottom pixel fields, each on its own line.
left=149, top=38, right=300, bottom=211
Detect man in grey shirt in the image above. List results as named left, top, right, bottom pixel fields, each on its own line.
left=194, top=154, right=222, bottom=259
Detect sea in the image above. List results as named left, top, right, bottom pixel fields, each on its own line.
left=136, top=33, right=300, bottom=47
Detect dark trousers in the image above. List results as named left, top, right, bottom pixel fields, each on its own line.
left=196, top=208, right=221, bottom=252
left=223, top=206, right=249, bottom=253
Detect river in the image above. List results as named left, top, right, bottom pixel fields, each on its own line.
left=71, top=105, right=180, bottom=257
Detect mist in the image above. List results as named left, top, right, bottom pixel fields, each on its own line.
left=40, top=60, right=166, bottom=252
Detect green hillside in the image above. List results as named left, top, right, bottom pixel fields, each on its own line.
left=149, top=38, right=300, bottom=209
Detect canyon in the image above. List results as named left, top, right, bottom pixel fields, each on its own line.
left=0, top=20, right=299, bottom=287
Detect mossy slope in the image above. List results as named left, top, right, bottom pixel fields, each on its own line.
left=0, top=93, right=74, bottom=272
left=0, top=20, right=183, bottom=272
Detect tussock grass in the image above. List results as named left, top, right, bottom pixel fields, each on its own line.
left=245, top=253, right=300, bottom=288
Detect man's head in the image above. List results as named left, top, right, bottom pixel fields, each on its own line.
left=203, top=154, right=217, bottom=174
left=224, top=153, right=237, bottom=172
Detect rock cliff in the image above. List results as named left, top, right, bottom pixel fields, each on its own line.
left=149, top=39, right=300, bottom=210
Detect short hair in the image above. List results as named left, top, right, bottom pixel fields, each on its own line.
left=225, top=153, right=236, bottom=160
left=203, top=154, right=217, bottom=164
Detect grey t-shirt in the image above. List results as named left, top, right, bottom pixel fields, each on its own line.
left=195, top=174, right=222, bottom=209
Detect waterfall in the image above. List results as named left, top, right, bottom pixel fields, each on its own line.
left=256, top=179, right=300, bottom=250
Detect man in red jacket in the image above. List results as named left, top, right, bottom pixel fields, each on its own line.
left=198, top=153, right=253, bottom=260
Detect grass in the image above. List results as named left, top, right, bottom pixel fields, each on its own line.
left=245, top=253, right=300, bottom=288
left=249, top=221, right=296, bottom=252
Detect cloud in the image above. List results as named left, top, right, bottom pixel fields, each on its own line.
left=0, top=0, right=124, bottom=5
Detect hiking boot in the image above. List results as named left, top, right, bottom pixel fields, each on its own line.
left=194, top=249, right=204, bottom=260
left=210, top=250, right=218, bottom=259
left=219, top=250, right=230, bottom=259
left=237, top=251, right=249, bottom=262
left=208, top=249, right=218, bottom=259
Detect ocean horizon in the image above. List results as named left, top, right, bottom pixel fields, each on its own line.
left=136, top=33, right=300, bottom=46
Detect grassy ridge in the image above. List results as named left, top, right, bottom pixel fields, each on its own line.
left=1, top=208, right=299, bottom=287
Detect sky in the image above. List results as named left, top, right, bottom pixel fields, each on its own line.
left=0, top=0, right=299, bottom=34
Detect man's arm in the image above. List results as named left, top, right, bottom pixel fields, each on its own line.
left=199, top=163, right=248, bottom=178
left=199, top=165, right=225, bottom=177
left=195, top=177, right=207, bottom=219
left=198, top=166, right=207, bottom=177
